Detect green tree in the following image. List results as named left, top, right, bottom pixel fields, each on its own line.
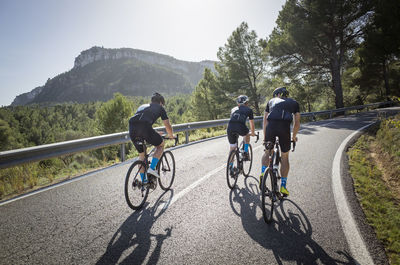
left=217, top=22, right=266, bottom=115
left=268, top=0, right=372, bottom=109
left=96, top=93, right=133, bottom=134
left=0, top=119, right=15, bottom=150
left=357, top=0, right=400, bottom=100
left=192, top=68, right=233, bottom=120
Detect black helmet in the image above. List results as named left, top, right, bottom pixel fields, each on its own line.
left=237, top=95, right=249, bottom=105
left=151, top=92, right=165, bottom=105
left=273, top=87, right=289, bottom=97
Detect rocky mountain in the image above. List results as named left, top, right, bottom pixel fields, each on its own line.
left=12, top=46, right=216, bottom=105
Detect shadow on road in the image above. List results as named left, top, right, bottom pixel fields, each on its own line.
left=96, top=190, right=174, bottom=265
left=229, top=177, right=356, bottom=265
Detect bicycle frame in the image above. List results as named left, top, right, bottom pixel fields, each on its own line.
left=133, top=136, right=178, bottom=178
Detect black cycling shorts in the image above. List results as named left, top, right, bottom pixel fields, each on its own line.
left=129, top=121, right=163, bottom=153
left=227, top=123, right=249, bottom=144
left=265, top=120, right=291, bottom=152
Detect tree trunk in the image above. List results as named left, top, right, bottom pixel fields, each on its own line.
left=331, top=58, right=344, bottom=110
left=250, top=83, right=261, bottom=116
left=382, top=58, right=390, bottom=100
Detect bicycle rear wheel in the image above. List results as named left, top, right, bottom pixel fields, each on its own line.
left=125, top=160, right=149, bottom=210
left=261, top=168, right=275, bottom=223
left=158, top=150, right=176, bottom=190
left=226, top=150, right=240, bottom=189
left=242, top=144, right=253, bottom=177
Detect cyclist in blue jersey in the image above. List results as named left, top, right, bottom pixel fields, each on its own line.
left=260, top=87, right=300, bottom=196
left=227, top=95, right=256, bottom=173
left=129, top=92, right=174, bottom=183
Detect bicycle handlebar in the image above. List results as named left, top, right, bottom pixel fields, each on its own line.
left=162, top=135, right=179, bottom=146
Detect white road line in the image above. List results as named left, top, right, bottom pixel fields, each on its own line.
left=332, top=123, right=375, bottom=265
left=159, top=143, right=264, bottom=211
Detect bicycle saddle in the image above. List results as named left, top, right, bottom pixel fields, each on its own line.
left=264, top=141, right=274, bottom=150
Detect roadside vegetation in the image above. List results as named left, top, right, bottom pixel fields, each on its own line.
left=348, top=114, right=400, bottom=265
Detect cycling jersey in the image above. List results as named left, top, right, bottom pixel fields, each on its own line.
left=266, top=97, right=299, bottom=122
left=129, top=103, right=169, bottom=151
left=130, top=103, right=168, bottom=125
left=265, top=97, right=300, bottom=152
left=227, top=105, right=254, bottom=144
left=229, top=105, right=254, bottom=125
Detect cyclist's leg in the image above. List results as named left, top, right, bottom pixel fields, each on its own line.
left=226, top=128, right=240, bottom=179
left=130, top=122, right=148, bottom=182
left=237, top=125, right=250, bottom=153
left=278, top=124, right=291, bottom=195
left=227, top=128, right=238, bottom=161
left=243, top=133, right=250, bottom=153
left=146, top=127, right=164, bottom=172
left=280, top=151, right=289, bottom=178
left=262, top=123, right=275, bottom=174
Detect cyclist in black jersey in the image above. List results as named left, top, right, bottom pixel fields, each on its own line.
left=227, top=95, right=256, bottom=165
left=260, top=87, right=300, bottom=196
left=129, top=92, right=174, bottom=183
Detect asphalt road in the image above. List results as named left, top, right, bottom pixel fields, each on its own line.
left=1, top=108, right=398, bottom=265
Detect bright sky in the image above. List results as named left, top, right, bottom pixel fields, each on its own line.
left=0, top=0, right=285, bottom=106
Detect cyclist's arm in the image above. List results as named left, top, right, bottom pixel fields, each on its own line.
left=162, top=119, right=174, bottom=138
left=263, top=111, right=269, bottom=139
left=292, top=112, right=300, bottom=141
left=249, top=119, right=256, bottom=136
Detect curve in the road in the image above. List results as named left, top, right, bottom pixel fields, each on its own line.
left=332, top=122, right=375, bottom=265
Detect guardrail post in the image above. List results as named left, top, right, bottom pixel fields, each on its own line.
left=329, top=111, right=333, bottom=119
left=185, top=125, right=190, bottom=144
left=185, top=131, right=189, bottom=144
left=120, top=143, right=125, bottom=162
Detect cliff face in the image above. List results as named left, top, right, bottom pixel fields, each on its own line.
left=11, top=86, right=43, bottom=106
left=12, top=46, right=216, bottom=105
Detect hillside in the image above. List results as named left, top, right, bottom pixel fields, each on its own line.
left=12, top=46, right=216, bottom=105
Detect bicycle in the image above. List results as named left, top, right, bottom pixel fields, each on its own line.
left=261, top=136, right=295, bottom=223
left=124, top=135, right=178, bottom=210
left=226, top=132, right=260, bottom=189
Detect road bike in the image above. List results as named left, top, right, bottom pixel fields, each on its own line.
left=261, top=136, right=295, bottom=223
left=226, top=132, right=259, bottom=189
left=124, top=135, right=178, bottom=210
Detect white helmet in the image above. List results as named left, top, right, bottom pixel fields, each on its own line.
left=236, top=95, right=249, bottom=105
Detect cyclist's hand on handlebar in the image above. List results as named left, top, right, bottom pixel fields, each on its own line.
left=292, top=135, right=298, bottom=142
left=250, top=132, right=256, bottom=137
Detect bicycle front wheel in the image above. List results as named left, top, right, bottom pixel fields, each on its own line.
left=125, top=160, right=149, bottom=210
left=261, top=168, right=275, bottom=223
left=242, top=144, right=253, bottom=177
left=158, top=151, right=176, bottom=190
left=226, top=150, right=240, bottom=189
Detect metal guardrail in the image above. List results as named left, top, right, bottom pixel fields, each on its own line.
left=0, top=101, right=395, bottom=169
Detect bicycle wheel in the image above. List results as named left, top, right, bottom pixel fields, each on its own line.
left=261, top=168, right=275, bottom=223
left=242, top=144, right=253, bottom=177
left=158, top=151, right=176, bottom=190
left=226, top=150, right=240, bottom=189
left=125, top=160, right=149, bottom=210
